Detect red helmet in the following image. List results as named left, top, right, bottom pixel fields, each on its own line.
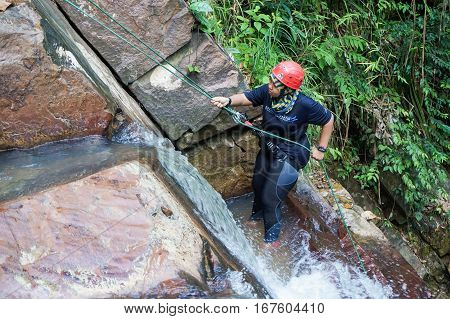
left=272, top=61, right=304, bottom=90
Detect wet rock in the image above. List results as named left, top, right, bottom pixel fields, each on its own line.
left=130, top=33, right=249, bottom=141
left=289, top=178, right=431, bottom=298
left=111, top=119, right=170, bottom=149
left=56, top=0, right=195, bottom=84
left=340, top=235, right=431, bottom=298
left=0, top=161, right=206, bottom=298
left=0, top=3, right=112, bottom=150
left=292, top=171, right=432, bottom=297
left=380, top=225, right=428, bottom=279
left=0, top=136, right=144, bottom=203
left=186, top=130, right=259, bottom=198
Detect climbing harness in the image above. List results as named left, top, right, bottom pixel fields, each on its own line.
left=62, top=0, right=367, bottom=275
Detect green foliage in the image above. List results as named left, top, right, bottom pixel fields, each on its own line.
left=189, top=0, right=449, bottom=222
left=354, top=161, right=380, bottom=189
left=187, top=64, right=201, bottom=74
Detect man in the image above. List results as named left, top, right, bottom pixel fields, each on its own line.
left=211, top=61, right=334, bottom=244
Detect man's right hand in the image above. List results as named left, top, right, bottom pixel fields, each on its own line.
left=210, top=96, right=230, bottom=108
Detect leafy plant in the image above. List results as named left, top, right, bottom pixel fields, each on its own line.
left=189, top=0, right=449, bottom=222
left=187, top=64, right=201, bottom=74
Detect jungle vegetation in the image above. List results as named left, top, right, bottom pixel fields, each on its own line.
left=188, top=0, right=449, bottom=222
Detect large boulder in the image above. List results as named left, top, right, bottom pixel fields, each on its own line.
left=0, top=161, right=206, bottom=298
left=186, top=130, right=259, bottom=198
left=0, top=3, right=112, bottom=150
left=56, top=0, right=195, bottom=84
left=411, top=214, right=449, bottom=258
left=176, top=105, right=261, bottom=150
left=130, top=33, right=249, bottom=141
left=32, top=0, right=161, bottom=135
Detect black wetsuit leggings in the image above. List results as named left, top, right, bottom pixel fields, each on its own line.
left=251, top=149, right=301, bottom=242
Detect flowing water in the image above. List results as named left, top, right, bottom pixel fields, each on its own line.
left=0, top=136, right=140, bottom=202
left=113, top=123, right=394, bottom=298
left=0, top=123, right=410, bottom=298
left=226, top=193, right=393, bottom=298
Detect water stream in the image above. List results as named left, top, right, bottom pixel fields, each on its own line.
left=0, top=123, right=410, bottom=298
left=226, top=194, right=392, bottom=298
left=113, top=123, right=394, bottom=298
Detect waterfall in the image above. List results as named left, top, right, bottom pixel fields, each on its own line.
left=113, top=123, right=393, bottom=298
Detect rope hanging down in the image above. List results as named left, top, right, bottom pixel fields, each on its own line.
left=62, top=0, right=367, bottom=274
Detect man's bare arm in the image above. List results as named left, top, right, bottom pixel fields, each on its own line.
left=312, top=115, right=334, bottom=161
left=210, top=93, right=253, bottom=108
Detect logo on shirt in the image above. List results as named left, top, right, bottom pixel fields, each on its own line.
left=265, top=105, right=298, bottom=123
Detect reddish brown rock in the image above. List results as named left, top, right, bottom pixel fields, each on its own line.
left=186, top=130, right=260, bottom=198
left=0, top=4, right=112, bottom=150
left=0, top=161, right=205, bottom=298
left=288, top=176, right=431, bottom=298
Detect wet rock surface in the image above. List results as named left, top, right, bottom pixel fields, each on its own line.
left=287, top=182, right=431, bottom=298
left=295, top=170, right=433, bottom=298
left=0, top=160, right=207, bottom=298
left=0, top=3, right=112, bottom=150
left=0, top=136, right=142, bottom=202
left=56, top=0, right=195, bottom=84
left=0, top=135, right=259, bottom=298
left=330, top=166, right=450, bottom=298
left=130, top=33, right=249, bottom=141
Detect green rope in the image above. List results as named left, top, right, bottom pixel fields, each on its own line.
left=62, top=0, right=368, bottom=275
left=235, top=118, right=367, bottom=273
left=62, top=0, right=212, bottom=99
left=85, top=0, right=212, bottom=99
left=321, top=162, right=367, bottom=273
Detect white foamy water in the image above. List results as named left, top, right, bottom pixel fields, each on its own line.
left=114, top=125, right=393, bottom=299
left=226, top=194, right=393, bottom=299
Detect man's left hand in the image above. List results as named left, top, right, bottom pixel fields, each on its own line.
left=311, top=148, right=325, bottom=161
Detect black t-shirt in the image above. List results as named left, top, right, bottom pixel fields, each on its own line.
left=244, top=84, right=332, bottom=167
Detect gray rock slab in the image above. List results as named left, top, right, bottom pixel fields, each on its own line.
left=55, top=0, right=194, bottom=84
left=131, top=33, right=249, bottom=141
left=32, top=0, right=161, bottom=135
left=176, top=105, right=261, bottom=150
